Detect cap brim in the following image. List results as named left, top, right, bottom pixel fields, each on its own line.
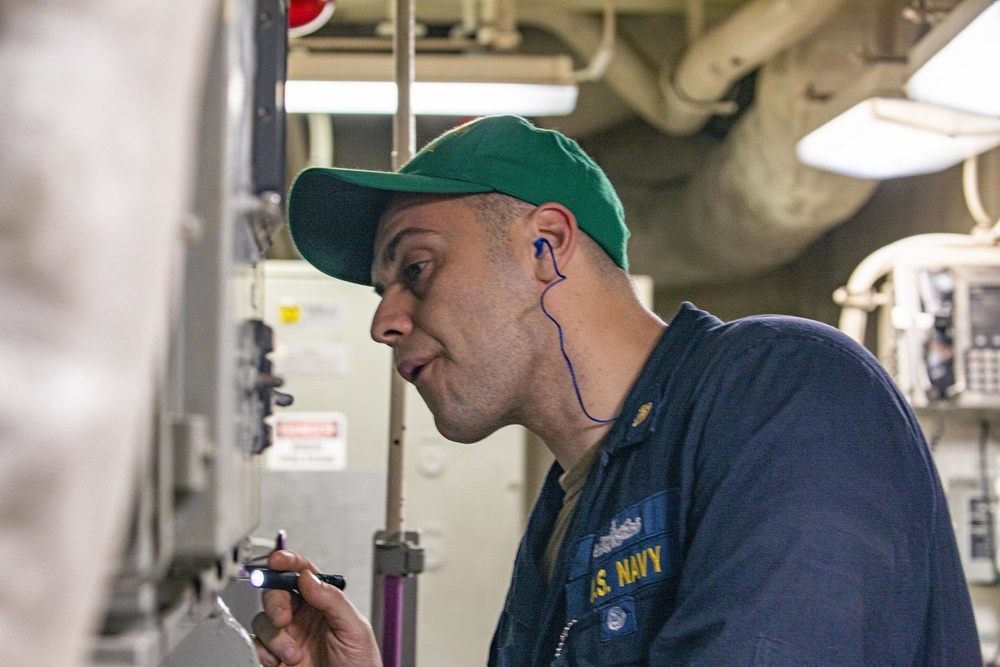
left=289, top=167, right=493, bottom=285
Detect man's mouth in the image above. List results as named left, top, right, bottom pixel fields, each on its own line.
left=397, top=357, right=433, bottom=383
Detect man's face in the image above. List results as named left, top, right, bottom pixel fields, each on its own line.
left=370, top=195, right=540, bottom=443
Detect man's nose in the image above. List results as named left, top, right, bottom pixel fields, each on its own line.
left=370, top=288, right=414, bottom=346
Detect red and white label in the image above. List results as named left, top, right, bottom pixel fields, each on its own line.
left=267, top=412, right=347, bottom=471
left=276, top=420, right=339, bottom=439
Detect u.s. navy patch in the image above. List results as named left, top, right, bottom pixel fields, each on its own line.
left=564, top=490, right=678, bottom=628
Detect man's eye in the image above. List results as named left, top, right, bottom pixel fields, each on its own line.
left=402, top=261, right=427, bottom=288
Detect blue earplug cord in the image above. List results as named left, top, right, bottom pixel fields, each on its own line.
left=535, top=238, right=615, bottom=425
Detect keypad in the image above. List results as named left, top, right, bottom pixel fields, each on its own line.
left=967, top=348, right=1000, bottom=394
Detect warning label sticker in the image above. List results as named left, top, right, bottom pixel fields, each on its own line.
left=267, top=412, right=347, bottom=471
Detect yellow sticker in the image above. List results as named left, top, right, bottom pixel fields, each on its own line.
left=278, top=302, right=302, bottom=325
left=631, top=402, right=653, bottom=428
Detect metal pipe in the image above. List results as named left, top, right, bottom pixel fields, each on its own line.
left=524, top=0, right=851, bottom=135
left=834, top=233, right=980, bottom=343
left=494, top=0, right=522, bottom=50
left=383, top=0, right=414, bottom=548
left=306, top=114, right=333, bottom=168
left=670, top=0, right=852, bottom=132
left=964, top=155, right=1000, bottom=233
left=451, top=0, right=478, bottom=39
left=384, top=375, right=409, bottom=543
left=574, top=0, right=616, bottom=83
left=392, top=0, right=415, bottom=173
left=684, top=0, right=706, bottom=43
left=381, top=4, right=414, bottom=664
left=381, top=575, right=405, bottom=667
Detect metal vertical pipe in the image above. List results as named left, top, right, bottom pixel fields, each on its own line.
left=494, top=0, right=522, bottom=50
left=381, top=573, right=406, bottom=667
left=392, top=0, right=415, bottom=173
left=382, top=3, right=414, bottom=666
left=386, top=0, right=414, bottom=545
left=684, top=0, right=706, bottom=43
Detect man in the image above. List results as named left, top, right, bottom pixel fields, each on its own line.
left=253, top=115, right=981, bottom=666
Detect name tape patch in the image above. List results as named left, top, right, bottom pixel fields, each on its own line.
left=565, top=490, right=678, bottom=621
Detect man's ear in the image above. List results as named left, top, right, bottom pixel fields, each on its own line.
left=525, top=202, right=579, bottom=283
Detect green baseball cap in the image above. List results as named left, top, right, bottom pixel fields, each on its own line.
left=288, top=114, right=629, bottom=285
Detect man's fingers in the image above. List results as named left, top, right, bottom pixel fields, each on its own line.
left=267, top=549, right=319, bottom=573
left=262, top=550, right=319, bottom=628
left=255, top=549, right=379, bottom=664
left=252, top=634, right=280, bottom=667
left=295, top=572, right=382, bottom=665
left=298, top=571, right=374, bottom=636
left=252, top=612, right=303, bottom=666
left=251, top=611, right=280, bottom=644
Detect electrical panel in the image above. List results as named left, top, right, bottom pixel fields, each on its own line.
left=92, top=1, right=288, bottom=664
left=947, top=477, right=997, bottom=584
left=881, top=246, right=1000, bottom=411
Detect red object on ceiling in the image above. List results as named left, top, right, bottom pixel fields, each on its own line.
left=289, top=0, right=335, bottom=36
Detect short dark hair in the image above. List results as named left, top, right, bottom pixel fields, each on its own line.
left=460, top=192, right=532, bottom=251
left=460, top=192, right=631, bottom=288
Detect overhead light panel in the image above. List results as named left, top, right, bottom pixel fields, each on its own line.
left=797, top=1, right=1000, bottom=179
left=797, top=96, right=1000, bottom=179
left=905, top=0, right=1000, bottom=117
left=797, top=61, right=1000, bottom=179
left=285, top=52, right=578, bottom=116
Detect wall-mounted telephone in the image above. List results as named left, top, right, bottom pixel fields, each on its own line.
left=882, top=246, right=1000, bottom=411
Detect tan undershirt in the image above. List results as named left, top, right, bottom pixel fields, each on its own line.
left=543, top=443, right=603, bottom=581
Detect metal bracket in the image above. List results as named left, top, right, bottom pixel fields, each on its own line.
left=240, top=319, right=294, bottom=455
left=832, top=286, right=891, bottom=311
left=245, top=191, right=286, bottom=256
left=373, top=530, right=425, bottom=576
left=251, top=0, right=287, bottom=198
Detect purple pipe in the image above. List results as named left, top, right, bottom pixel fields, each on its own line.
left=382, top=575, right=405, bottom=667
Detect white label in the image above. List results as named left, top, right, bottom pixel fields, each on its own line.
left=301, top=299, right=345, bottom=331
left=267, top=412, right=347, bottom=471
left=276, top=343, right=350, bottom=376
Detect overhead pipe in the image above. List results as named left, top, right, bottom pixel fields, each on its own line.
left=520, top=7, right=670, bottom=132
left=665, top=0, right=852, bottom=133
left=964, top=155, right=1000, bottom=233
left=684, top=0, right=706, bottom=43
left=493, top=0, right=522, bottom=50
left=573, top=0, right=616, bottom=83
left=835, top=234, right=982, bottom=343
left=522, top=0, right=851, bottom=135
left=625, top=8, right=883, bottom=286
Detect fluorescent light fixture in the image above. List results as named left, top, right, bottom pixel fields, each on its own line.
left=797, top=97, right=1000, bottom=179
left=797, top=63, right=1000, bottom=178
left=906, top=0, right=1000, bottom=117
left=285, top=80, right=578, bottom=115
left=285, top=52, right=578, bottom=116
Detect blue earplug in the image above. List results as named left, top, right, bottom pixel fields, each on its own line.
left=534, top=238, right=546, bottom=257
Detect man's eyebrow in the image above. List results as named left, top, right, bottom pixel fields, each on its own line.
left=378, top=227, right=438, bottom=266
left=372, top=227, right=441, bottom=295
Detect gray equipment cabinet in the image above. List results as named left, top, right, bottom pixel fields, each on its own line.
left=90, top=0, right=288, bottom=665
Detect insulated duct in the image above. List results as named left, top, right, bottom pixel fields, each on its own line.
left=523, top=1, right=881, bottom=285
left=523, top=0, right=852, bottom=136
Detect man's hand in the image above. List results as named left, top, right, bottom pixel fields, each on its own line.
left=251, top=550, right=382, bottom=667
